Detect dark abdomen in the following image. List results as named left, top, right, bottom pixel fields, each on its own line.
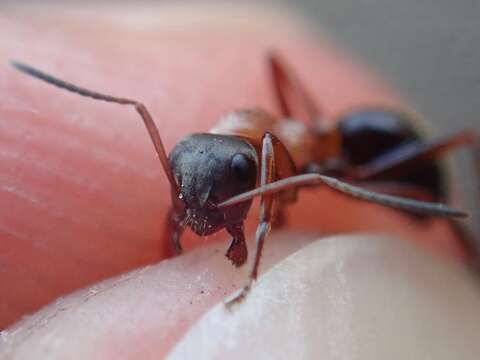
left=338, top=108, right=446, bottom=201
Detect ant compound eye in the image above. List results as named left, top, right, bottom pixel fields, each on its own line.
left=230, top=153, right=254, bottom=183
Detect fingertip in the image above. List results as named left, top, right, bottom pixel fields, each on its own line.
left=0, top=231, right=315, bottom=359
left=168, top=235, right=480, bottom=359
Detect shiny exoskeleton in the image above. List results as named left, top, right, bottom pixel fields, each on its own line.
left=10, top=53, right=475, bottom=307
left=169, top=134, right=258, bottom=236
left=334, top=108, right=445, bottom=201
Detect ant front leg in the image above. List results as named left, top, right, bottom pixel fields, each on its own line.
left=226, top=132, right=277, bottom=307
left=226, top=223, right=248, bottom=267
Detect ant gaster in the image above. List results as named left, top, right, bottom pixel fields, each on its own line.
left=11, top=52, right=476, bottom=306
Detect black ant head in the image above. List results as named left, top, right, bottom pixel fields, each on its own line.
left=169, top=133, right=258, bottom=235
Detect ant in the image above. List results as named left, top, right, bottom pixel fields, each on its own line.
left=10, top=52, right=476, bottom=307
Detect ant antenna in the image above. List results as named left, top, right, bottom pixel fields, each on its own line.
left=10, top=60, right=179, bottom=194
left=219, top=173, right=468, bottom=218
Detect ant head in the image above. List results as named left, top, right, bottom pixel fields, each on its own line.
left=169, top=133, right=258, bottom=235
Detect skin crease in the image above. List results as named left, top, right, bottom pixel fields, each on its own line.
left=0, top=3, right=476, bottom=359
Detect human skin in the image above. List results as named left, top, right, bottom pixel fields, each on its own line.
left=0, top=3, right=478, bottom=359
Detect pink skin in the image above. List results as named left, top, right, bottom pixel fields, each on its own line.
left=0, top=4, right=473, bottom=359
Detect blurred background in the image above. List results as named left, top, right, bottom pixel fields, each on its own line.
left=5, top=0, right=479, bottom=228
left=294, top=0, right=479, bottom=231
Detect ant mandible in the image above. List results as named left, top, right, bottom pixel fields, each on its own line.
left=11, top=52, right=475, bottom=307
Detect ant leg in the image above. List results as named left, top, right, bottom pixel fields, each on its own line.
left=163, top=208, right=185, bottom=257
left=449, top=220, right=480, bottom=282
left=360, top=180, right=480, bottom=277
left=267, top=52, right=323, bottom=124
left=271, top=203, right=287, bottom=229
left=225, top=132, right=277, bottom=307
left=348, top=130, right=477, bottom=180
left=350, top=132, right=480, bottom=267
left=458, top=134, right=480, bottom=279
left=226, top=223, right=248, bottom=267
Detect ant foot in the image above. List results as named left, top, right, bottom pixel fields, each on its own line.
left=224, top=281, right=252, bottom=309
left=225, top=239, right=248, bottom=267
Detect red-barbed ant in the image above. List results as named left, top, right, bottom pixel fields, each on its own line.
left=11, top=52, right=476, bottom=306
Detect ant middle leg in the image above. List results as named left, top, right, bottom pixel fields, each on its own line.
left=267, top=51, right=322, bottom=124
left=271, top=201, right=287, bottom=229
